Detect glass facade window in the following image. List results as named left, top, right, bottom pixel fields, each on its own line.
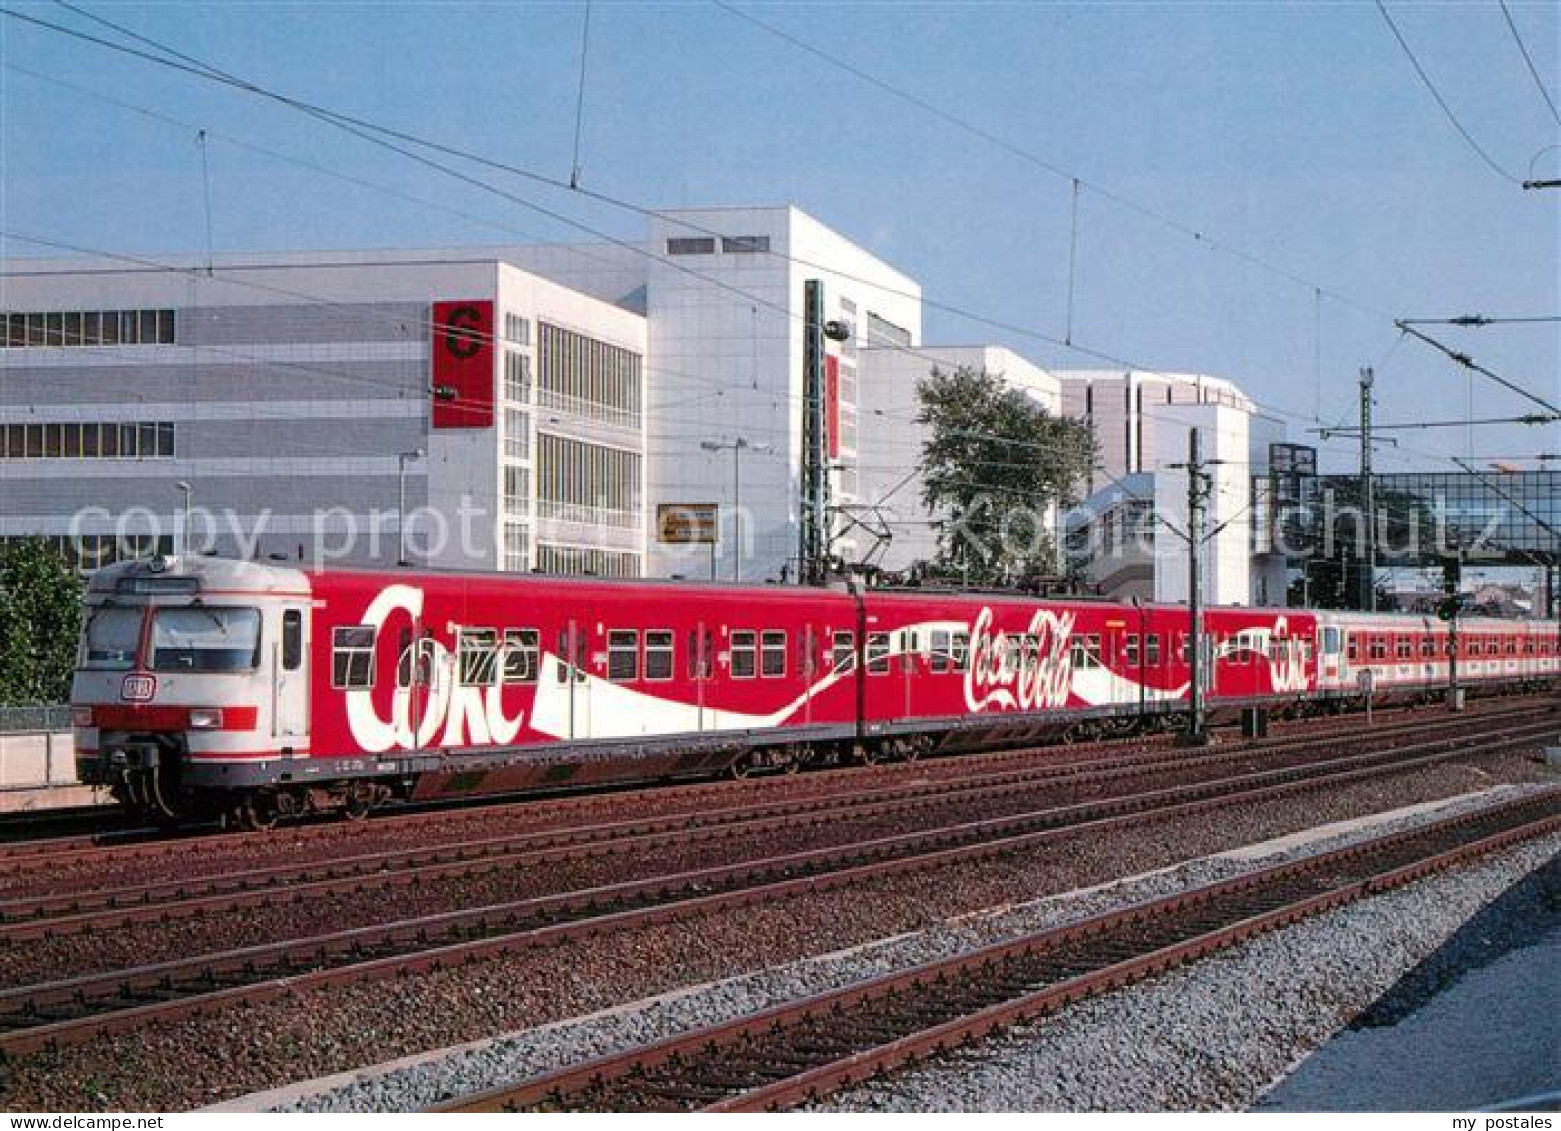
left=535, top=432, right=640, bottom=526
left=1, top=421, right=174, bottom=459
left=536, top=322, right=642, bottom=427
left=3, top=309, right=175, bottom=348
left=533, top=543, right=640, bottom=577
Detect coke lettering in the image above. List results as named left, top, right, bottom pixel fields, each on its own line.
left=345, top=585, right=524, bottom=753
left=1268, top=616, right=1310, bottom=693
left=964, top=607, right=1076, bottom=714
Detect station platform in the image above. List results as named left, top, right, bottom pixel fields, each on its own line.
left=1260, top=853, right=1561, bottom=1111
left=0, top=730, right=106, bottom=813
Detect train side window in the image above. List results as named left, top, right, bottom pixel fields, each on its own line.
left=867, top=632, right=890, bottom=674
left=607, top=630, right=639, bottom=682
left=730, top=630, right=757, bottom=678
left=502, top=628, right=540, bottom=684
left=952, top=631, right=970, bottom=672
left=1346, top=635, right=1358, bottom=661
left=458, top=628, right=499, bottom=686
left=761, top=631, right=787, bottom=678
left=1180, top=634, right=1193, bottom=664
left=832, top=630, right=855, bottom=673
left=1145, top=634, right=1161, bottom=666
left=1125, top=634, right=1139, bottom=667
left=930, top=630, right=951, bottom=673
left=644, top=630, right=673, bottom=680
left=282, top=610, right=303, bottom=671
left=1396, top=637, right=1411, bottom=660
left=1085, top=634, right=1102, bottom=668
left=1322, top=627, right=1340, bottom=655
left=331, top=625, right=376, bottom=689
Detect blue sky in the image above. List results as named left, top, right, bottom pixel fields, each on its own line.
left=2, top=1, right=1556, bottom=474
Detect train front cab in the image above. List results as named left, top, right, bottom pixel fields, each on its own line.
left=71, top=556, right=312, bottom=824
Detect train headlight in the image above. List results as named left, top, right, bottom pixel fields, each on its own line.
left=188, top=708, right=224, bottom=730
left=71, top=706, right=94, bottom=728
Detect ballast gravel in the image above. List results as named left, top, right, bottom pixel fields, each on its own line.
left=822, top=832, right=1561, bottom=1112
left=8, top=755, right=1548, bottom=1111
left=244, top=782, right=1560, bottom=1113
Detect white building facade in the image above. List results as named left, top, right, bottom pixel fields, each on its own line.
left=1057, top=370, right=1284, bottom=606
left=0, top=251, right=648, bottom=575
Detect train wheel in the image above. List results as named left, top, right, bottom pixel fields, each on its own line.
left=729, top=755, right=756, bottom=779
left=239, top=798, right=279, bottom=832
left=342, top=783, right=375, bottom=822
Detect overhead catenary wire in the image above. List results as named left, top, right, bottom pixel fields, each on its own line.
left=1375, top=0, right=1523, bottom=185
left=569, top=0, right=592, bottom=189
left=1394, top=322, right=1561, bottom=417
left=6, top=4, right=1377, bottom=433
left=1497, top=0, right=1561, bottom=128
left=710, top=0, right=1393, bottom=324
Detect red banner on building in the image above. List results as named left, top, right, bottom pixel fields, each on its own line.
left=825, top=354, right=841, bottom=458
left=431, top=300, right=495, bottom=429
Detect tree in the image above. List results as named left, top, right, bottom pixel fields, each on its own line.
left=916, top=366, right=1095, bottom=587
left=0, top=539, right=84, bottom=706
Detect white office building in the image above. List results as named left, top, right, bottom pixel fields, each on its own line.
left=1057, top=370, right=1287, bottom=605
left=0, top=250, right=648, bottom=575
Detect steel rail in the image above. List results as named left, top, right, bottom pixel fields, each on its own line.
left=0, top=691, right=1542, bottom=868
left=0, top=694, right=1539, bottom=880
left=431, top=788, right=1561, bottom=1113
left=0, top=718, right=1552, bottom=1056
left=3, top=703, right=1541, bottom=934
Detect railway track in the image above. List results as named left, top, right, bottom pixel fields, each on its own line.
left=0, top=712, right=1552, bottom=1056
left=431, top=786, right=1561, bottom=1113
left=0, top=706, right=1551, bottom=935
left=1, top=695, right=1544, bottom=884
left=0, top=693, right=1539, bottom=868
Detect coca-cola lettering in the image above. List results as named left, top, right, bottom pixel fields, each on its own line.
left=1267, top=616, right=1310, bottom=693
left=345, top=584, right=524, bottom=753
left=964, top=606, right=1075, bottom=713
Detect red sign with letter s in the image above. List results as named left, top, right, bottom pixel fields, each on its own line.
left=431, top=300, right=495, bottom=429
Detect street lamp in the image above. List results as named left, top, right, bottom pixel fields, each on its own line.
left=174, top=481, right=192, bottom=557
left=701, top=437, right=773, bottom=582
left=397, top=449, right=425, bottom=567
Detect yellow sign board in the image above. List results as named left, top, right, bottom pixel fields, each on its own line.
left=657, top=502, right=719, bottom=545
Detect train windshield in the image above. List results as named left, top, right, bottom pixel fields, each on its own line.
left=150, top=607, right=262, bottom=673
left=82, top=607, right=143, bottom=670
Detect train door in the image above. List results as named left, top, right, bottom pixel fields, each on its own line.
left=274, top=605, right=309, bottom=746
left=561, top=620, right=590, bottom=739
left=900, top=628, right=915, bottom=719
left=801, top=624, right=816, bottom=726
left=692, top=620, right=710, bottom=732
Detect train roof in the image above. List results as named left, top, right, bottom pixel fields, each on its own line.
left=86, top=556, right=1558, bottom=630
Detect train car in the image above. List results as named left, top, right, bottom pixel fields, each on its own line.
left=1315, top=610, right=1561, bottom=702
left=69, top=554, right=1551, bottom=827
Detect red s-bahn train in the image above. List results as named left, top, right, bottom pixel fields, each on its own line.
left=70, top=555, right=1561, bottom=827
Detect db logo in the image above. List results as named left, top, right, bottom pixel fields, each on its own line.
left=120, top=673, right=157, bottom=702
